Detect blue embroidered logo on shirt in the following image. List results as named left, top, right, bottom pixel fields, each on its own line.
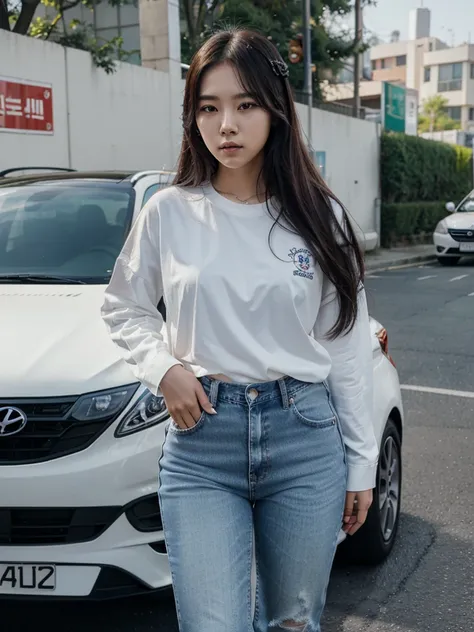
left=288, top=247, right=314, bottom=280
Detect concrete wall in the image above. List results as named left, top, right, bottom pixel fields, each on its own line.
left=1, top=32, right=70, bottom=169
left=371, top=40, right=408, bottom=62
left=296, top=103, right=381, bottom=250
left=372, top=64, right=407, bottom=85
left=0, top=31, right=183, bottom=172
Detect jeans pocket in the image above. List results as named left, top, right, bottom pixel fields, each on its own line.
left=168, top=410, right=207, bottom=435
left=289, top=384, right=337, bottom=428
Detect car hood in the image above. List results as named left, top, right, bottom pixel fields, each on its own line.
left=0, top=285, right=384, bottom=398
left=445, top=212, right=474, bottom=229
left=0, top=285, right=136, bottom=397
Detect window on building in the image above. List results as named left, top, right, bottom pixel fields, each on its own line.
left=429, top=42, right=433, bottom=51
left=371, top=60, right=377, bottom=71
left=469, top=107, right=474, bottom=121
left=424, top=67, right=431, bottom=82
left=438, top=62, right=463, bottom=91
left=471, top=64, right=474, bottom=79
left=396, top=55, right=407, bottom=66
left=93, top=0, right=141, bottom=66
left=381, top=58, right=386, bottom=69
left=446, top=106, right=462, bottom=121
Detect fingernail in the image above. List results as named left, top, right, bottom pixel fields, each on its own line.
left=344, top=516, right=350, bottom=523
left=210, top=407, right=217, bottom=415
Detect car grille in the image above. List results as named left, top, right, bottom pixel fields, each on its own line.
left=0, top=397, right=115, bottom=465
left=448, top=228, right=474, bottom=242
left=0, top=506, right=122, bottom=545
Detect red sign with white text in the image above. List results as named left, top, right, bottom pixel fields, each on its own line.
left=0, top=77, right=54, bottom=134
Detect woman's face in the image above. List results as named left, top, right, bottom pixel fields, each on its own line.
left=196, top=62, right=272, bottom=172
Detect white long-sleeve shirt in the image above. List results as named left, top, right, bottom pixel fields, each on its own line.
left=101, top=184, right=379, bottom=491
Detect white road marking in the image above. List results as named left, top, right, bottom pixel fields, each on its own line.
left=366, top=275, right=382, bottom=279
left=469, top=292, right=474, bottom=297
left=449, top=274, right=469, bottom=282
left=417, top=275, right=437, bottom=280
left=401, top=384, right=474, bottom=399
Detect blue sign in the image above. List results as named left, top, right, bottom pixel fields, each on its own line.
left=315, top=151, right=326, bottom=179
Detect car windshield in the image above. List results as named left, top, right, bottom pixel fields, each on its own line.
left=458, top=192, right=474, bottom=212
left=0, top=182, right=134, bottom=284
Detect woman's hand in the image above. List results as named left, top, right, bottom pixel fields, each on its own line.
left=160, top=365, right=217, bottom=429
left=343, top=489, right=373, bottom=535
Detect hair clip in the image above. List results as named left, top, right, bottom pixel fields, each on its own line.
left=269, top=59, right=289, bottom=78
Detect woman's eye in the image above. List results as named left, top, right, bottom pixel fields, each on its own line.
left=200, top=105, right=216, bottom=113
left=239, top=102, right=258, bottom=110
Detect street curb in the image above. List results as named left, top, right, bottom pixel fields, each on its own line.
left=365, top=253, right=437, bottom=274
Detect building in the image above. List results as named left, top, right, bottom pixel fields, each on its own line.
left=420, top=44, right=474, bottom=133
left=324, top=7, right=474, bottom=138
left=323, top=10, right=436, bottom=119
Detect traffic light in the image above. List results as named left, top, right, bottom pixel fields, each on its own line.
left=288, top=34, right=303, bottom=64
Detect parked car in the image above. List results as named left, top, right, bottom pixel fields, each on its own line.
left=433, top=189, right=474, bottom=265
left=0, top=169, right=404, bottom=599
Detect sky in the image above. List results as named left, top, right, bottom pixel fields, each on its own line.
left=360, top=0, right=474, bottom=46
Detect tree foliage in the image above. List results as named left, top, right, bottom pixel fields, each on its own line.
left=381, top=132, right=472, bottom=204
left=381, top=131, right=472, bottom=246
left=2, top=0, right=375, bottom=81
left=181, top=0, right=376, bottom=99
left=1, top=0, right=136, bottom=73
left=418, top=95, right=461, bottom=133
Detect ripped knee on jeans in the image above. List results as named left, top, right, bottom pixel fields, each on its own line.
left=270, top=591, right=317, bottom=631
left=279, top=621, right=308, bottom=631
left=271, top=616, right=315, bottom=631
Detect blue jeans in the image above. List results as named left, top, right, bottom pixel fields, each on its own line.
left=158, top=376, right=347, bottom=632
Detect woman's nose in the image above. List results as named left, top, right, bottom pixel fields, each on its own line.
left=219, top=110, right=238, bottom=135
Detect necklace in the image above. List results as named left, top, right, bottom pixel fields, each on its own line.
left=214, top=187, right=266, bottom=205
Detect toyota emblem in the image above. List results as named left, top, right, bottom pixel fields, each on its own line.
left=467, top=231, right=473, bottom=237
left=0, top=406, right=28, bottom=436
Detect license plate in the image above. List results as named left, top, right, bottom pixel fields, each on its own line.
left=0, top=563, right=56, bottom=593
left=460, top=242, right=474, bottom=252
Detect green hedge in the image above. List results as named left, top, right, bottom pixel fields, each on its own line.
left=381, top=202, right=448, bottom=248
left=381, top=133, right=473, bottom=204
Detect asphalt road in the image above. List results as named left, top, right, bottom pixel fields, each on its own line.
left=4, top=260, right=474, bottom=631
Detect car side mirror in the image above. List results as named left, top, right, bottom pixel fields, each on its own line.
left=445, top=202, right=456, bottom=213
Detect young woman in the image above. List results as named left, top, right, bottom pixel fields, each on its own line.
left=102, top=28, right=378, bottom=632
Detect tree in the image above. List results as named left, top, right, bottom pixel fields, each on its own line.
left=181, top=0, right=376, bottom=100
left=1, top=0, right=135, bottom=73
left=418, top=95, right=461, bottom=134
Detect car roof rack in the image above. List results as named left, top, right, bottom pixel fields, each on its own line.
left=0, top=167, right=77, bottom=178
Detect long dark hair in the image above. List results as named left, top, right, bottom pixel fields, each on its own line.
left=174, top=28, right=364, bottom=338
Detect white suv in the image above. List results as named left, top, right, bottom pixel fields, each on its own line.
left=0, top=170, right=404, bottom=600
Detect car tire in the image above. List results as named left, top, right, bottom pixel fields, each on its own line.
left=338, top=418, right=402, bottom=566
left=437, top=256, right=460, bottom=266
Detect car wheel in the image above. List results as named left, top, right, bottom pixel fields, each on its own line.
left=437, top=256, right=460, bottom=266
left=339, top=418, right=402, bottom=566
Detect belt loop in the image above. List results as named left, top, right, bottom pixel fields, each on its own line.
left=278, top=377, right=289, bottom=410
left=209, top=379, right=220, bottom=407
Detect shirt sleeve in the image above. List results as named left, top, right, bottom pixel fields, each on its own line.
left=312, top=281, right=379, bottom=491
left=101, top=200, right=182, bottom=394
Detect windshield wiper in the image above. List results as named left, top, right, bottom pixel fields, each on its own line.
left=0, top=274, right=87, bottom=285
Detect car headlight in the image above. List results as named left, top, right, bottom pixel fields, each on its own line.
left=115, top=389, right=169, bottom=437
left=69, top=384, right=138, bottom=421
left=434, top=220, right=448, bottom=235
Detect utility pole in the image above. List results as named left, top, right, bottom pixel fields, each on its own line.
left=302, top=0, right=313, bottom=153
left=353, top=0, right=362, bottom=118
